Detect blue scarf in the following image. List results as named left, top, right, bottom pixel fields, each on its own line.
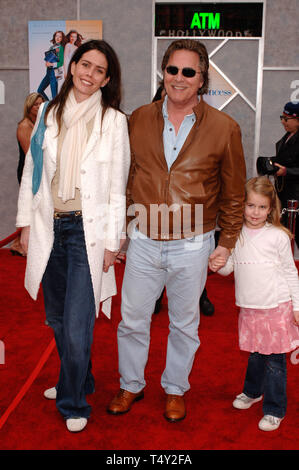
left=30, top=101, right=49, bottom=195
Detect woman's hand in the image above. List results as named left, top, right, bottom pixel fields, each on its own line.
left=103, top=249, right=118, bottom=273
left=274, top=163, right=287, bottom=176
left=20, top=226, right=30, bottom=255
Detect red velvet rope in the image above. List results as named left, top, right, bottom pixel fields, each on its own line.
left=0, top=229, right=22, bottom=248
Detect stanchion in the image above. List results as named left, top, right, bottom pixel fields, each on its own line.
left=281, top=199, right=298, bottom=255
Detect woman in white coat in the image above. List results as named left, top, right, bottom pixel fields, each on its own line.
left=16, top=40, right=130, bottom=432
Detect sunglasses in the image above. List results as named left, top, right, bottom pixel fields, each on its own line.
left=166, top=65, right=200, bottom=78
left=280, top=115, right=297, bottom=122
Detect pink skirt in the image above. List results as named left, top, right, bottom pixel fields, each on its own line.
left=239, top=301, right=299, bottom=355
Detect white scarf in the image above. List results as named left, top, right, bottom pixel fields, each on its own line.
left=59, top=88, right=102, bottom=202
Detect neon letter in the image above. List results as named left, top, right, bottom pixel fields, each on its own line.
left=190, top=13, right=201, bottom=29
left=199, top=13, right=209, bottom=28
left=209, top=13, right=220, bottom=29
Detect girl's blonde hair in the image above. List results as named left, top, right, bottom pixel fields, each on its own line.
left=22, top=92, right=44, bottom=120
left=245, top=176, right=292, bottom=239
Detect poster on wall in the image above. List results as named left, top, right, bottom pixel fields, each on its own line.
left=204, top=64, right=237, bottom=109
left=28, top=20, right=103, bottom=101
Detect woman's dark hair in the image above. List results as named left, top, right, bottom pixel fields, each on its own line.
left=161, top=39, right=209, bottom=95
left=45, top=40, right=122, bottom=132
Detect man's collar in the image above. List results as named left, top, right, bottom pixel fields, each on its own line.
left=162, top=94, right=200, bottom=119
left=162, top=95, right=169, bottom=118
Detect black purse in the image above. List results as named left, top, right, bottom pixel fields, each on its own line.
left=256, top=156, right=279, bottom=176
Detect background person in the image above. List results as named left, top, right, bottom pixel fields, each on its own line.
left=16, top=40, right=130, bottom=432
left=274, top=101, right=299, bottom=248
left=214, top=176, right=299, bottom=432
left=16, top=92, right=44, bottom=184
left=107, top=39, right=246, bottom=423
left=10, top=92, right=44, bottom=256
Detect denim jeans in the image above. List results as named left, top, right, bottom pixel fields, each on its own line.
left=42, top=214, right=96, bottom=419
left=117, top=229, right=215, bottom=395
left=243, top=352, right=287, bottom=418
left=37, top=67, right=57, bottom=101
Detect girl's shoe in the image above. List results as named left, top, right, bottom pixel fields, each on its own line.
left=233, top=392, right=263, bottom=409
left=66, top=417, right=87, bottom=432
left=258, top=415, right=283, bottom=431
left=44, top=387, right=57, bottom=399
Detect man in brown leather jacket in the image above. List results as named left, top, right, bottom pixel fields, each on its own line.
left=108, top=39, right=246, bottom=422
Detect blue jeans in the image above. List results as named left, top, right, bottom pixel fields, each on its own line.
left=243, top=352, right=287, bottom=418
left=117, top=229, right=215, bottom=395
left=37, top=67, right=57, bottom=101
left=42, top=214, right=96, bottom=419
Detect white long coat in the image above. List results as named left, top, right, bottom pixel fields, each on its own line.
left=16, top=103, right=130, bottom=318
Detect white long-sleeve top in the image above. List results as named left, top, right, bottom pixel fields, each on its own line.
left=218, top=223, right=299, bottom=310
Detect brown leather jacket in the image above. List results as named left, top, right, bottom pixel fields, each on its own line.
left=127, top=98, right=246, bottom=249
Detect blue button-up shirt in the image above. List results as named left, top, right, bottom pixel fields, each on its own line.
left=162, top=96, right=197, bottom=171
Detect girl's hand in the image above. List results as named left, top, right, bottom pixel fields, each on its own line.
left=293, top=310, right=299, bottom=326
left=209, top=256, right=227, bottom=272
left=209, top=246, right=230, bottom=272
left=103, top=249, right=118, bottom=273
left=20, top=226, right=30, bottom=255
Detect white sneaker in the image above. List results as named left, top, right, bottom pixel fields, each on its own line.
left=66, top=417, right=88, bottom=433
left=258, top=415, right=283, bottom=431
left=44, top=387, right=57, bottom=400
left=233, top=393, right=263, bottom=409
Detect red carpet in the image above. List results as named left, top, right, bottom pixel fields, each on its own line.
left=0, top=248, right=298, bottom=451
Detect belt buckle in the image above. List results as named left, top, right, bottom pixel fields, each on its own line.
left=54, top=210, right=82, bottom=219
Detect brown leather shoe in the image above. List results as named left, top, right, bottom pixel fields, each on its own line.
left=107, top=389, right=144, bottom=415
left=164, top=394, right=186, bottom=422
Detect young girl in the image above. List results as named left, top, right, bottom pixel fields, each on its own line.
left=210, top=176, right=299, bottom=431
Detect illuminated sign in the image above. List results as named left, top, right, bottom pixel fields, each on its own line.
left=155, top=3, right=263, bottom=38
left=190, top=13, right=220, bottom=30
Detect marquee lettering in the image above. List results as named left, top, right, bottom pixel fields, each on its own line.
left=190, top=12, right=220, bottom=30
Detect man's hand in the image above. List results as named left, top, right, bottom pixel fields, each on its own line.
left=115, top=236, right=128, bottom=264
left=209, top=245, right=230, bottom=272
